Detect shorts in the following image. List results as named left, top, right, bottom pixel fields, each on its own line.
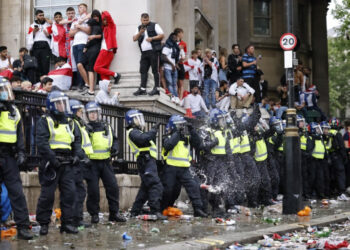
left=82, top=45, right=100, bottom=72
left=72, top=44, right=86, bottom=65
left=177, top=63, right=185, bottom=80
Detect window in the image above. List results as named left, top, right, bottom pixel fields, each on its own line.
left=253, top=0, right=271, bottom=36
left=34, top=0, right=87, bottom=19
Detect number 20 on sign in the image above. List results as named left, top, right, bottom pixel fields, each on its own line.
left=280, top=33, right=297, bottom=51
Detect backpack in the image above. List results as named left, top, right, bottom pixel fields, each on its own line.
left=23, top=54, right=38, bottom=70
left=0, top=183, right=12, bottom=222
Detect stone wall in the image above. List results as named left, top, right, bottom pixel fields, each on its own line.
left=21, top=172, right=141, bottom=214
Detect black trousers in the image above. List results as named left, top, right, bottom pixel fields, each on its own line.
left=73, top=164, right=86, bottom=223
left=131, top=156, right=163, bottom=214
left=275, top=151, right=285, bottom=194
left=140, top=50, right=160, bottom=89
left=84, top=160, right=120, bottom=216
left=256, top=160, right=272, bottom=205
left=161, top=165, right=202, bottom=211
left=267, top=155, right=280, bottom=200
left=225, top=155, right=245, bottom=208
left=329, top=152, right=346, bottom=194
left=241, top=153, right=261, bottom=208
left=307, top=158, right=328, bottom=198
left=301, top=151, right=310, bottom=198
left=32, top=47, right=51, bottom=81
left=36, top=163, right=75, bottom=225
left=0, top=156, right=30, bottom=228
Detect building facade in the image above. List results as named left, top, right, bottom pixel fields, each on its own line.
left=0, top=0, right=330, bottom=113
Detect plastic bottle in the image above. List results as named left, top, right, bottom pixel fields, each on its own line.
left=137, top=214, right=158, bottom=221
left=180, top=215, right=193, bottom=220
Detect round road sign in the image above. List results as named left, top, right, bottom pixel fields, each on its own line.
left=280, top=33, right=297, bottom=51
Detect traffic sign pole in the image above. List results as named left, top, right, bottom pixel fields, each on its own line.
left=282, top=0, right=302, bottom=215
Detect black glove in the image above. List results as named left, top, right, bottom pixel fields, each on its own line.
left=152, top=122, right=161, bottom=130
left=51, top=159, right=61, bottom=169
left=82, top=158, right=92, bottom=167
left=72, top=156, right=80, bottom=165
left=111, top=151, right=118, bottom=158
left=213, top=137, right=219, bottom=146
left=187, top=123, right=194, bottom=131
left=16, top=152, right=26, bottom=167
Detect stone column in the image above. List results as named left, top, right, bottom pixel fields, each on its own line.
left=311, top=0, right=329, bottom=115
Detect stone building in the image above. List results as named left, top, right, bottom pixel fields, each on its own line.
left=0, top=0, right=330, bottom=114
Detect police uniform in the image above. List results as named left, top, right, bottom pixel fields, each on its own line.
left=0, top=100, right=32, bottom=239
left=128, top=124, right=164, bottom=218
left=36, top=111, right=82, bottom=234
left=299, top=129, right=312, bottom=198
left=268, top=132, right=284, bottom=194
left=161, top=124, right=206, bottom=216
left=72, top=117, right=93, bottom=226
left=86, top=120, right=124, bottom=223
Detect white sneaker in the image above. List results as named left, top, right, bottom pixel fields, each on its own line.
left=171, top=96, right=176, bottom=103
left=174, top=97, right=180, bottom=104
left=276, top=194, right=283, bottom=201
left=338, top=193, right=350, bottom=201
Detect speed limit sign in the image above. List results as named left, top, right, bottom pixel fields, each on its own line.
left=280, top=33, right=297, bottom=51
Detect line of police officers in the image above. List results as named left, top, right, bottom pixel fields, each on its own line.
left=0, top=74, right=349, bottom=239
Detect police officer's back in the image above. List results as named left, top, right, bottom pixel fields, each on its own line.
left=0, top=77, right=33, bottom=239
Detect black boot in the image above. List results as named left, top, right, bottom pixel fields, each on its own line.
left=114, top=73, right=121, bottom=84
left=17, top=228, right=33, bottom=240
left=39, top=224, right=49, bottom=235
left=133, top=88, right=147, bottom=96
left=154, top=212, right=167, bottom=220
left=194, top=209, right=208, bottom=218
left=77, top=220, right=92, bottom=228
left=91, top=214, right=99, bottom=224
left=148, top=88, right=160, bottom=96
left=60, top=224, right=78, bottom=234
left=109, top=213, right=127, bottom=222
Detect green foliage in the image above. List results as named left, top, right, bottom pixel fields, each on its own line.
left=328, top=0, right=350, bottom=117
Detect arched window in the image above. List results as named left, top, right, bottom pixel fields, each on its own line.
left=253, top=0, right=271, bottom=36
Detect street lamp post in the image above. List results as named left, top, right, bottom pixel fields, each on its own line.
left=282, top=0, right=302, bottom=214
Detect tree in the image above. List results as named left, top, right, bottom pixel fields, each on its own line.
left=328, top=0, right=350, bottom=118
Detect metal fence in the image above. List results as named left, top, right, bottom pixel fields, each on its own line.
left=14, top=90, right=171, bottom=174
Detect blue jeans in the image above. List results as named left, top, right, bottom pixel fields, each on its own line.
left=218, top=69, right=227, bottom=82
left=164, top=68, right=178, bottom=97
left=73, top=44, right=86, bottom=88
left=193, top=110, right=207, bottom=118
left=204, top=78, right=217, bottom=109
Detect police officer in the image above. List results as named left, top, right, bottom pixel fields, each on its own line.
left=325, top=118, right=349, bottom=199
left=69, top=99, right=93, bottom=227
left=161, top=115, right=207, bottom=217
left=297, top=115, right=312, bottom=199
left=36, top=91, right=83, bottom=235
left=308, top=122, right=327, bottom=199
left=126, top=110, right=166, bottom=220
left=223, top=112, right=245, bottom=213
left=0, top=77, right=33, bottom=239
left=250, top=119, right=273, bottom=206
left=267, top=117, right=284, bottom=195
left=85, top=102, right=126, bottom=224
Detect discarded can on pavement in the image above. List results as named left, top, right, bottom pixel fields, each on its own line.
left=137, top=214, right=157, bottom=221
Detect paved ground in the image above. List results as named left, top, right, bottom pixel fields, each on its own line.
left=1, top=199, right=350, bottom=250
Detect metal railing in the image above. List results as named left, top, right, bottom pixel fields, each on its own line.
left=14, top=90, right=171, bottom=174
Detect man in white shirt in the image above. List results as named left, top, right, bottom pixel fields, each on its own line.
left=26, top=10, right=52, bottom=82
left=186, top=50, right=202, bottom=90
left=69, top=3, right=90, bottom=92
left=202, top=48, right=219, bottom=109
left=133, top=13, right=164, bottom=96
left=229, top=77, right=255, bottom=109
left=182, top=85, right=209, bottom=118
left=0, top=46, right=14, bottom=71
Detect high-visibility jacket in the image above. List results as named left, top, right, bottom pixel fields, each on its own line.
left=225, top=129, right=240, bottom=154
left=255, top=139, right=268, bottom=161
left=312, top=139, right=326, bottom=159
left=211, top=130, right=226, bottom=155
left=0, top=107, right=21, bottom=143
left=268, top=133, right=283, bottom=152
left=74, top=120, right=93, bottom=155
left=327, top=129, right=338, bottom=153
left=46, top=116, right=74, bottom=150
left=89, top=125, right=113, bottom=160
left=165, top=137, right=192, bottom=167
left=127, top=128, right=157, bottom=160
left=240, top=131, right=251, bottom=154
left=300, top=135, right=307, bottom=151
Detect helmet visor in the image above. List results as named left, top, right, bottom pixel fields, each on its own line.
left=73, top=105, right=87, bottom=121
left=274, top=122, right=283, bottom=133
left=132, top=113, right=145, bottom=129
left=218, top=116, right=226, bottom=129
left=315, top=125, right=323, bottom=135
left=255, top=123, right=265, bottom=133
left=0, top=82, right=14, bottom=101
left=87, top=107, right=101, bottom=122
left=259, top=118, right=269, bottom=131
left=52, top=96, right=70, bottom=114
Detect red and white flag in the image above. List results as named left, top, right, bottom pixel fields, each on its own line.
left=49, top=23, right=67, bottom=58
left=48, top=63, right=72, bottom=91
